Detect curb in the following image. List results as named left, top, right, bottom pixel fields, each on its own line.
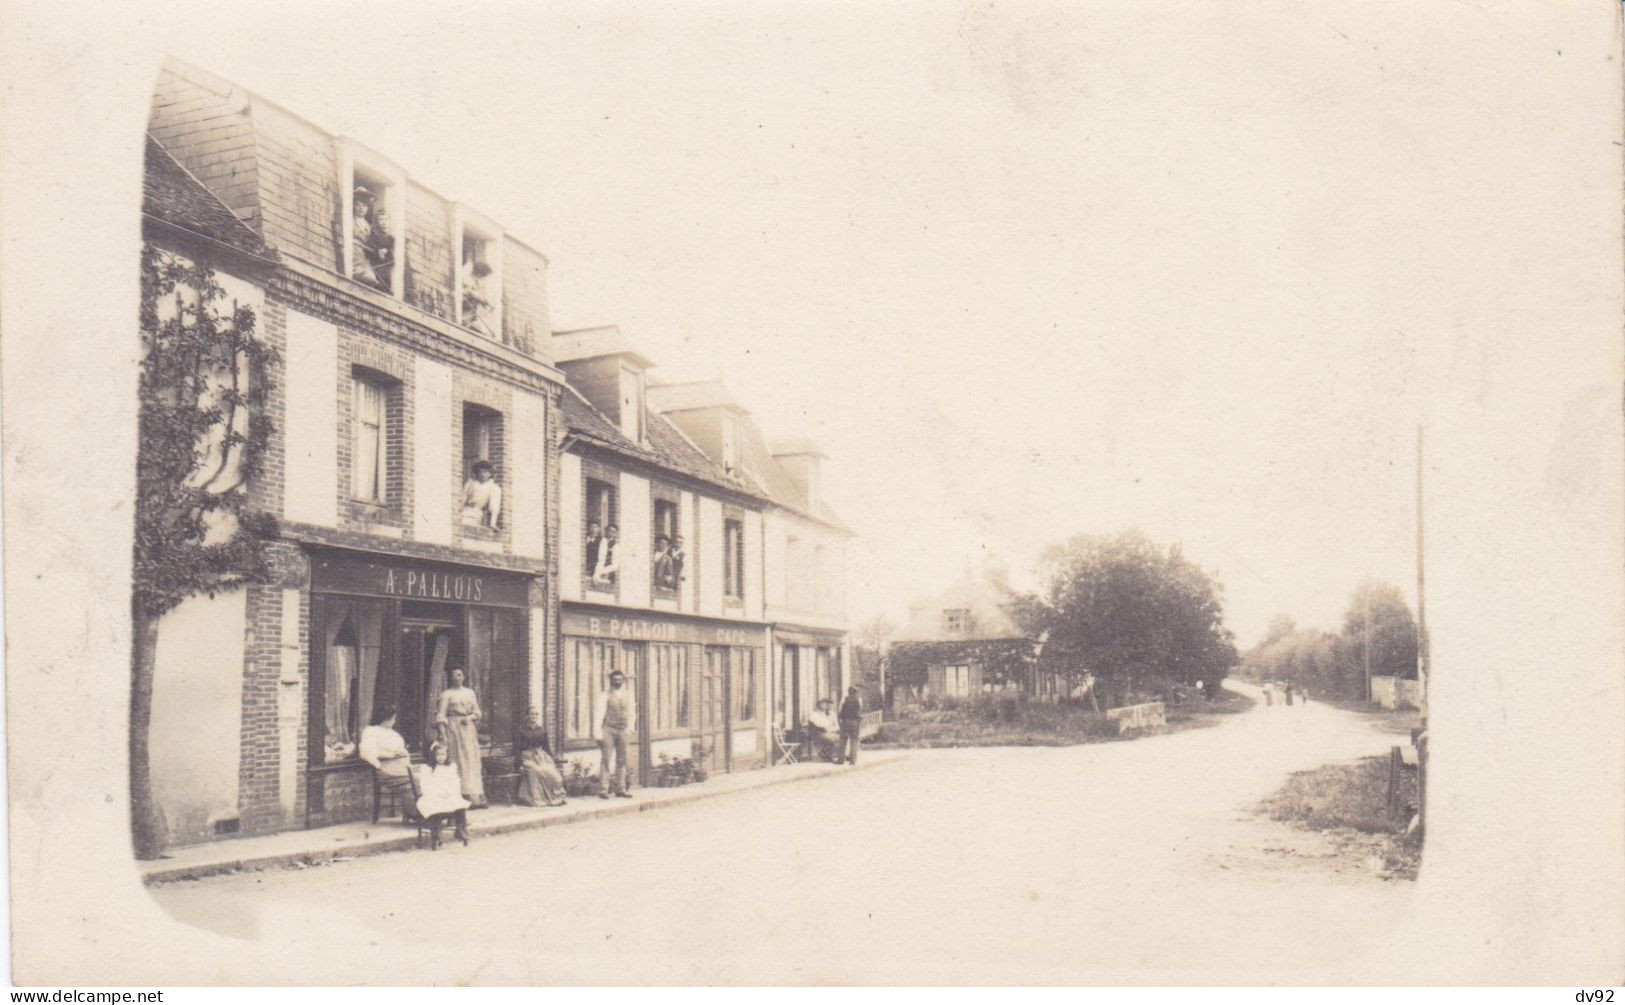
left=143, top=753, right=906, bottom=885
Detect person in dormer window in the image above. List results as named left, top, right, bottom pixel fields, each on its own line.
left=351, top=186, right=382, bottom=288
left=670, top=534, right=687, bottom=584
left=362, top=201, right=395, bottom=289
left=461, top=460, right=502, bottom=529
left=460, top=249, right=496, bottom=337
left=653, top=535, right=676, bottom=590
left=591, top=524, right=620, bottom=586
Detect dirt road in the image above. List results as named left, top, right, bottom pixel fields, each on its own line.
left=149, top=682, right=1414, bottom=984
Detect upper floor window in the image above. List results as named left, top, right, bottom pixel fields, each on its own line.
left=453, top=205, right=503, bottom=340
left=618, top=364, right=645, bottom=443
left=336, top=140, right=405, bottom=298
left=943, top=609, right=969, bottom=635
left=652, top=498, right=682, bottom=592
left=585, top=477, right=619, bottom=589
left=461, top=404, right=504, bottom=530
left=721, top=414, right=738, bottom=475
left=351, top=374, right=391, bottom=504
left=723, top=517, right=745, bottom=600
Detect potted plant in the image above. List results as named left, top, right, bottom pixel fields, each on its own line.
left=689, top=741, right=711, bottom=783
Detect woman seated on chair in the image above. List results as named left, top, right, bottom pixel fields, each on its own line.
left=417, top=741, right=471, bottom=842
left=515, top=708, right=568, bottom=807
left=358, top=706, right=411, bottom=778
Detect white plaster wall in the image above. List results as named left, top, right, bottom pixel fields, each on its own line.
left=282, top=310, right=337, bottom=527
left=151, top=590, right=246, bottom=842
left=650, top=737, right=691, bottom=762
left=698, top=495, right=723, bottom=617
left=743, top=509, right=764, bottom=621
left=413, top=358, right=453, bottom=545
left=679, top=491, right=696, bottom=614
left=509, top=389, right=546, bottom=559
left=618, top=471, right=651, bottom=609
left=558, top=452, right=582, bottom=601
left=763, top=510, right=789, bottom=609
left=732, top=728, right=758, bottom=755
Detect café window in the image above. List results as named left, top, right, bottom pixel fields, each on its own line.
left=351, top=374, right=393, bottom=505
left=723, top=518, right=745, bottom=600
left=730, top=648, right=756, bottom=722
left=337, top=140, right=405, bottom=297
left=648, top=642, right=689, bottom=732
left=461, top=404, right=504, bottom=530
left=943, top=608, right=969, bottom=635
left=453, top=205, right=504, bottom=340
left=584, top=477, right=620, bottom=588
left=652, top=498, right=680, bottom=592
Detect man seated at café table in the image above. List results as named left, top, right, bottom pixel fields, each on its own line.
left=806, top=698, right=841, bottom=763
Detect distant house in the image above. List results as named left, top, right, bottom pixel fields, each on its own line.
left=889, top=564, right=1044, bottom=706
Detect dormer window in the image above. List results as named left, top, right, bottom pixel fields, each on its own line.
left=453, top=205, right=503, bottom=340
left=944, top=609, right=969, bottom=635
left=721, top=414, right=738, bottom=475
left=618, top=364, right=645, bottom=443
left=336, top=140, right=405, bottom=297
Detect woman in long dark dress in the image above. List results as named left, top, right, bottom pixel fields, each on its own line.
left=515, top=708, right=567, bottom=807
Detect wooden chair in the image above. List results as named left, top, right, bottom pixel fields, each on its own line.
left=371, top=762, right=415, bottom=823
left=405, top=765, right=466, bottom=850
left=772, top=723, right=800, bottom=765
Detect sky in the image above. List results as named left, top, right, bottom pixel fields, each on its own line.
left=142, top=2, right=1615, bottom=647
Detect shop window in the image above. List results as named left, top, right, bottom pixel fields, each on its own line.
left=723, top=518, right=744, bottom=600
left=648, top=642, right=689, bottom=732
left=466, top=606, right=523, bottom=749
left=337, top=141, right=405, bottom=297
left=461, top=404, right=504, bottom=530
left=619, top=364, right=645, bottom=443
left=943, top=608, right=969, bottom=635
left=314, top=597, right=391, bottom=763
left=815, top=647, right=833, bottom=705
left=351, top=374, right=392, bottom=504
left=564, top=638, right=618, bottom=742
left=730, top=648, right=756, bottom=722
left=776, top=646, right=798, bottom=728
left=652, top=498, right=681, bottom=592
left=585, top=478, right=619, bottom=588
left=945, top=664, right=971, bottom=698
left=454, top=206, right=503, bottom=339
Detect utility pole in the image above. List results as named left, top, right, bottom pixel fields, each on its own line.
left=1363, top=584, right=1372, bottom=703
left=1414, top=424, right=1429, bottom=831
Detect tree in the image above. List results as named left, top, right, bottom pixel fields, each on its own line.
left=1341, top=580, right=1420, bottom=682
left=132, top=244, right=279, bottom=859
left=853, top=615, right=895, bottom=654
left=852, top=614, right=896, bottom=705
left=1024, top=530, right=1238, bottom=706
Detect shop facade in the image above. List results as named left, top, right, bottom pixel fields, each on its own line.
left=558, top=605, right=769, bottom=781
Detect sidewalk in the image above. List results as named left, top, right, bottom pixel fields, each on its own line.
left=142, top=751, right=907, bottom=885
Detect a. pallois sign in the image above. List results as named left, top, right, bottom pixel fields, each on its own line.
left=561, top=609, right=765, bottom=647
left=310, top=551, right=530, bottom=608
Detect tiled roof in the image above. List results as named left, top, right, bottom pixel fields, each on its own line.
left=559, top=386, right=767, bottom=504
left=738, top=416, right=852, bottom=534
left=142, top=135, right=273, bottom=261
left=647, top=380, right=747, bottom=414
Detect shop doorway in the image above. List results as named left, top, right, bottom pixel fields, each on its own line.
left=700, top=647, right=732, bottom=774
left=398, top=604, right=462, bottom=754
left=619, top=642, right=650, bottom=787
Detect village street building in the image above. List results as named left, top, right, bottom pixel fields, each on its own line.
left=890, top=562, right=1052, bottom=706
left=144, top=58, right=562, bottom=844
left=648, top=382, right=854, bottom=745
left=553, top=329, right=773, bottom=782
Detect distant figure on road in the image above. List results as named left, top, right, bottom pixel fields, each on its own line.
left=838, top=686, right=863, bottom=765
left=593, top=670, right=635, bottom=799
left=1284, top=683, right=1295, bottom=706
left=807, top=698, right=841, bottom=762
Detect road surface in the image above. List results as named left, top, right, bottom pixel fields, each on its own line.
left=149, top=684, right=1414, bottom=984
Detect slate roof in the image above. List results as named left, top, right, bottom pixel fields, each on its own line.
left=552, top=326, right=657, bottom=368
left=736, top=417, right=852, bottom=534
left=559, top=385, right=768, bottom=504
left=142, top=135, right=274, bottom=262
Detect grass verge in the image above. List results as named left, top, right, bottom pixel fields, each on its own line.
left=1258, top=754, right=1423, bottom=880
left=869, top=688, right=1255, bottom=749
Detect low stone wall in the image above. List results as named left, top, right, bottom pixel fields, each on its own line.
left=1105, top=701, right=1166, bottom=734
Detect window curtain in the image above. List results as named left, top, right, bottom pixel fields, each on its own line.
left=322, top=598, right=355, bottom=761
left=424, top=630, right=449, bottom=746
left=354, top=602, right=383, bottom=735
left=353, top=379, right=385, bottom=500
